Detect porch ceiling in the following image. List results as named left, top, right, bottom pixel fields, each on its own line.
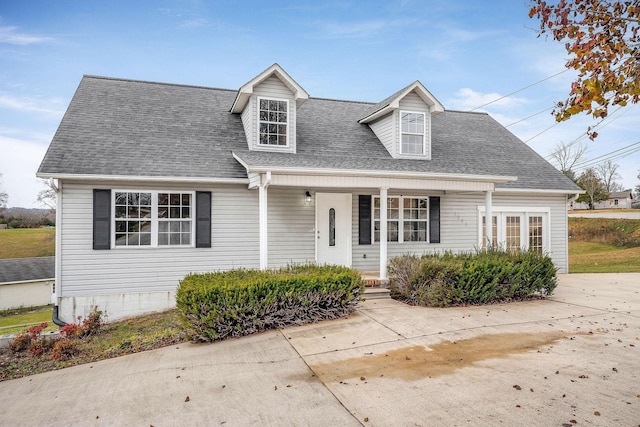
left=244, top=170, right=513, bottom=192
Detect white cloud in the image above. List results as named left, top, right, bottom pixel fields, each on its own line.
left=447, top=88, right=528, bottom=112
left=0, top=93, right=65, bottom=118
left=0, top=135, right=49, bottom=208
left=0, top=26, right=52, bottom=45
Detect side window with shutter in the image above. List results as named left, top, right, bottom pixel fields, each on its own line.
left=358, top=195, right=372, bottom=245
left=93, top=189, right=111, bottom=250
left=429, top=196, right=440, bottom=244
left=195, top=191, right=212, bottom=248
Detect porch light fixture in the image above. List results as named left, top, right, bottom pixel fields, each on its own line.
left=305, top=191, right=312, bottom=204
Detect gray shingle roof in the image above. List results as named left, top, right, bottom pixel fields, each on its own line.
left=609, top=190, right=633, bottom=199
left=0, top=257, right=54, bottom=284
left=38, top=75, right=579, bottom=192
left=38, top=76, right=247, bottom=179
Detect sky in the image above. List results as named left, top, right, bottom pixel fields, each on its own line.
left=1, top=0, right=639, bottom=208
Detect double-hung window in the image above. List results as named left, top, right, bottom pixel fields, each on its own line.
left=374, top=196, right=429, bottom=242
left=400, top=111, right=425, bottom=155
left=114, top=191, right=194, bottom=247
left=374, top=197, right=399, bottom=242
left=258, top=97, right=288, bottom=146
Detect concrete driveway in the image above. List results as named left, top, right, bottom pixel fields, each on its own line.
left=1, top=273, right=639, bottom=426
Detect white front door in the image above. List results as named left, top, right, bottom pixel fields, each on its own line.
left=316, top=193, right=352, bottom=266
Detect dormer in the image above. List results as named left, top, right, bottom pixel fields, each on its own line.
left=230, top=64, right=309, bottom=154
left=359, top=81, right=444, bottom=160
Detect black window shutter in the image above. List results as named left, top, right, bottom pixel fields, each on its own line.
left=429, top=196, right=441, bottom=244
left=358, top=195, right=372, bottom=245
left=195, top=191, right=212, bottom=248
left=93, top=189, right=111, bottom=250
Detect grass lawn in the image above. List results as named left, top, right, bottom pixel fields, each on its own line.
left=0, top=228, right=55, bottom=259
left=0, top=305, right=56, bottom=335
left=569, top=241, right=640, bottom=273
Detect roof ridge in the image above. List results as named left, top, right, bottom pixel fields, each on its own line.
left=443, top=109, right=489, bottom=115
left=82, top=75, right=238, bottom=93
left=308, top=96, right=375, bottom=105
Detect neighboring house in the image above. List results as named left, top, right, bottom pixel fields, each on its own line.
left=37, top=64, right=580, bottom=323
left=598, top=190, right=634, bottom=209
left=570, top=189, right=634, bottom=210
left=0, top=257, right=54, bottom=310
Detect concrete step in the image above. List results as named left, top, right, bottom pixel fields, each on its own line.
left=364, top=287, right=391, bottom=300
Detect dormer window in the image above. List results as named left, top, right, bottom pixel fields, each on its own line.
left=400, top=111, right=425, bottom=155
left=258, top=97, right=288, bottom=146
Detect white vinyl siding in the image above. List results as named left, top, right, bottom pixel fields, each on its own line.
left=266, top=188, right=315, bottom=267
left=352, top=192, right=568, bottom=273
left=58, top=181, right=259, bottom=297
left=398, top=93, right=431, bottom=159
left=58, top=183, right=569, bottom=309
left=369, top=114, right=395, bottom=155
left=367, top=91, right=432, bottom=159
left=245, top=76, right=297, bottom=154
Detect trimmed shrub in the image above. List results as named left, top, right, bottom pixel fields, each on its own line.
left=389, top=249, right=557, bottom=307
left=176, top=265, right=364, bottom=342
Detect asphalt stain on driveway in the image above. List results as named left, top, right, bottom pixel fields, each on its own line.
left=310, top=331, right=573, bottom=382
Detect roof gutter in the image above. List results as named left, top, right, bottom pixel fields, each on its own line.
left=36, top=173, right=249, bottom=185
left=496, top=188, right=586, bottom=195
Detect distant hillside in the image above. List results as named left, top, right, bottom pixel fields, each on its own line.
left=4, top=207, right=52, bottom=216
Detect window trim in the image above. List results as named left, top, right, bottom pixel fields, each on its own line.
left=399, top=110, right=426, bottom=156
left=373, top=195, right=430, bottom=243
left=477, top=206, right=550, bottom=252
left=111, top=190, right=196, bottom=249
left=257, top=96, right=290, bottom=147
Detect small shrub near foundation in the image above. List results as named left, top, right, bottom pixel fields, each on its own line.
left=51, top=340, right=81, bottom=362
left=176, top=265, right=364, bottom=342
left=389, top=249, right=557, bottom=307
left=7, top=309, right=103, bottom=361
left=9, top=333, right=32, bottom=353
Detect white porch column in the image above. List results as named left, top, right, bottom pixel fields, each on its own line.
left=485, top=190, right=493, bottom=249
left=379, top=187, right=388, bottom=280
left=259, top=172, right=271, bottom=270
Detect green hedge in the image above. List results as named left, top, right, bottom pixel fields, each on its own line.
left=389, top=249, right=557, bottom=307
left=176, top=265, right=364, bottom=342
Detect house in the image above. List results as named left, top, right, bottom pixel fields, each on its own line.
left=570, top=189, right=635, bottom=210
left=599, top=190, right=634, bottom=209
left=0, top=257, right=54, bottom=311
left=37, top=64, right=580, bottom=323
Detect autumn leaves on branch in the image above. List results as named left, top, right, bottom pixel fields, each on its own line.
left=529, top=0, right=640, bottom=138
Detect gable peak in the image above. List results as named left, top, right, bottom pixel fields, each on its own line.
left=230, top=63, right=309, bottom=113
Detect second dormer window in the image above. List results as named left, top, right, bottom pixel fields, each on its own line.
left=258, top=97, right=288, bottom=146
left=400, top=111, right=425, bottom=155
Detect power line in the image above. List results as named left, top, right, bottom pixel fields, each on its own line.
left=573, top=141, right=640, bottom=171
left=543, top=105, right=628, bottom=159
left=470, top=69, right=569, bottom=112
left=505, top=106, right=554, bottom=128
left=524, top=121, right=561, bottom=143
